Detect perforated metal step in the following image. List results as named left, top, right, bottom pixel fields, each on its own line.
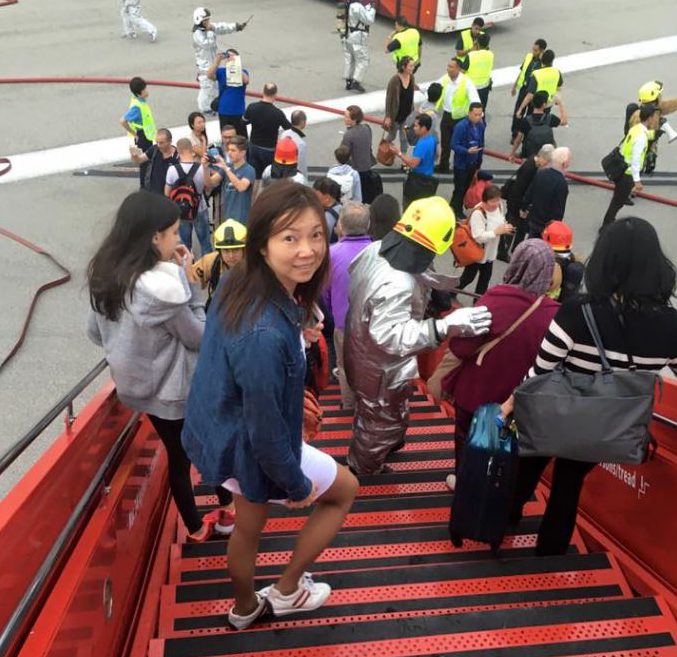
left=149, top=596, right=677, bottom=657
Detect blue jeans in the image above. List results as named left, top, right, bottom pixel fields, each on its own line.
left=179, top=209, right=212, bottom=255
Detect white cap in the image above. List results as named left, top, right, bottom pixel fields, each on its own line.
left=193, top=7, right=210, bottom=25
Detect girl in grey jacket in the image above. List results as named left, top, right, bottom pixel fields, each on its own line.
left=87, top=191, right=224, bottom=542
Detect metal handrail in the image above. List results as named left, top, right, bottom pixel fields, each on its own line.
left=0, top=359, right=108, bottom=477
left=0, top=412, right=139, bottom=657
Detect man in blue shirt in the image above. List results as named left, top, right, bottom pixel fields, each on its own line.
left=391, top=114, right=438, bottom=210
left=204, top=135, right=256, bottom=224
left=207, top=49, right=249, bottom=135
left=450, top=102, right=485, bottom=217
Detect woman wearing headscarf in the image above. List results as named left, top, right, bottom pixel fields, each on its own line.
left=439, top=239, right=561, bottom=489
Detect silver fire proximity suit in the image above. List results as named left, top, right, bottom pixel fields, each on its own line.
left=344, top=241, right=458, bottom=475
left=193, top=23, right=238, bottom=112
left=120, top=0, right=156, bottom=40
left=342, top=2, right=376, bottom=85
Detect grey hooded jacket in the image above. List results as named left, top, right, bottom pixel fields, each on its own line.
left=87, top=261, right=205, bottom=420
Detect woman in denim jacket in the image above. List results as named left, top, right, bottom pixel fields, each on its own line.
left=182, top=181, right=358, bottom=630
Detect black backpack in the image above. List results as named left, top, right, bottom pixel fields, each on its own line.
left=169, top=163, right=201, bottom=221
left=523, top=114, right=555, bottom=157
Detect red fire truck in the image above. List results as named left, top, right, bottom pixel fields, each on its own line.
left=374, top=0, right=523, bottom=32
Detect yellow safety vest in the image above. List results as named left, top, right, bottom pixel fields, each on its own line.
left=391, top=28, right=421, bottom=65
left=436, top=74, right=470, bottom=119
left=466, top=49, right=494, bottom=88
left=516, top=52, right=534, bottom=88
left=128, top=96, right=156, bottom=141
left=457, top=28, right=483, bottom=65
left=460, top=29, right=474, bottom=53
left=620, top=123, right=648, bottom=174
left=531, top=66, right=561, bottom=103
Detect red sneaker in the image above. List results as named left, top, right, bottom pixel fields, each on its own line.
left=186, top=518, right=215, bottom=543
left=201, top=509, right=235, bottom=537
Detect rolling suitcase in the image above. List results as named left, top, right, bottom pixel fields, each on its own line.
left=449, top=403, right=518, bottom=554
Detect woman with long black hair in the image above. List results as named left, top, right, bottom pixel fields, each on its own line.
left=182, top=181, right=358, bottom=630
left=506, top=216, right=677, bottom=555
left=86, top=191, right=228, bottom=541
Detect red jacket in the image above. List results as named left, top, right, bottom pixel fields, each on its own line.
left=444, top=285, right=559, bottom=412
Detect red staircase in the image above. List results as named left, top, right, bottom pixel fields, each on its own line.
left=145, top=384, right=677, bottom=657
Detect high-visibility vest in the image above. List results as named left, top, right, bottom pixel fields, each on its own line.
left=460, top=28, right=474, bottom=53
left=391, top=27, right=421, bottom=64
left=531, top=66, right=561, bottom=103
left=620, top=123, right=649, bottom=173
left=128, top=96, right=156, bottom=141
left=436, top=74, right=471, bottom=119
left=466, top=49, right=494, bottom=89
left=516, top=52, right=537, bottom=88
left=457, top=28, right=483, bottom=65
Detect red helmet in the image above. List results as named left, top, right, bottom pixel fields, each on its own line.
left=274, top=137, right=298, bottom=165
left=543, top=221, right=573, bottom=252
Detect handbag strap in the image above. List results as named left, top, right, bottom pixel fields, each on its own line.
left=476, top=295, right=545, bottom=366
left=582, top=303, right=613, bottom=373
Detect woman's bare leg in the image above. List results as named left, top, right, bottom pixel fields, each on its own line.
left=228, top=493, right=269, bottom=614
left=276, top=466, right=358, bottom=594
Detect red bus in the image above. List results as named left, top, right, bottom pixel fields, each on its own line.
left=376, top=0, right=522, bottom=33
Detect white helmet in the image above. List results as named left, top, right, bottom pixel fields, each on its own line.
left=193, top=7, right=210, bottom=25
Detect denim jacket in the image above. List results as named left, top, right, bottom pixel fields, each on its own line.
left=181, top=289, right=311, bottom=503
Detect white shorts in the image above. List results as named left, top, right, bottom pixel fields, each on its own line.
left=222, top=442, right=338, bottom=505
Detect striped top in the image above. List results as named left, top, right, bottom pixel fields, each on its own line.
left=529, top=298, right=677, bottom=377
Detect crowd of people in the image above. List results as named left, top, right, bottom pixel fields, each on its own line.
left=92, top=3, right=677, bottom=633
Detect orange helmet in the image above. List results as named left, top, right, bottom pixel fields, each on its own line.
left=274, top=137, right=298, bottom=165
left=543, top=221, right=573, bottom=252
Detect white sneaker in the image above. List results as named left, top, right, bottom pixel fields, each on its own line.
left=227, top=592, right=270, bottom=630
left=149, top=30, right=158, bottom=42
left=261, top=572, right=331, bottom=617
left=445, top=473, right=456, bottom=491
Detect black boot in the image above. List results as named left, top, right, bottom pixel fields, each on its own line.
left=345, top=79, right=353, bottom=90
left=352, top=81, right=366, bottom=93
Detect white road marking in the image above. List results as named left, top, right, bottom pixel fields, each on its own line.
left=2, top=35, right=677, bottom=185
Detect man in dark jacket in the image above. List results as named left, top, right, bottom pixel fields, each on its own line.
left=498, top=144, right=554, bottom=261
left=520, top=146, right=570, bottom=238
left=450, top=103, right=485, bottom=216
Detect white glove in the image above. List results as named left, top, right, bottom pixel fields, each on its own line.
left=436, top=305, right=492, bottom=339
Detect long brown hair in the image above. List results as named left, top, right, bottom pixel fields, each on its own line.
left=218, top=181, right=329, bottom=331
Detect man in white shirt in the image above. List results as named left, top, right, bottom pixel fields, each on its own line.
left=601, top=105, right=658, bottom=229
left=281, top=110, right=309, bottom=178
left=164, top=138, right=213, bottom=254
left=435, top=58, right=480, bottom=173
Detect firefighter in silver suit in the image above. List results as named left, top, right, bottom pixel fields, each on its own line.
left=344, top=197, right=492, bottom=475
left=193, top=7, right=247, bottom=113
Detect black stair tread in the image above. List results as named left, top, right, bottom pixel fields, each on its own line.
left=307, top=433, right=453, bottom=448
left=198, top=493, right=453, bottom=518
left=172, top=553, right=613, bottom=603
left=182, top=517, right=547, bottom=558
left=323, top=417, right=453, bottom=431
left=176, top=551, right=613, bottom=588
left=172, top=584, right=626, bottom=632
left=194, top=470, right=456, bottom=497
left=323, top=404, right=441, bottom=417
left=320, top=393, right=430, bottom=406
left=157, top=597, right=668, bottom=657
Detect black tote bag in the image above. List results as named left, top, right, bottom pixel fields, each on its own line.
left=513, top=304, right=659, bottom=464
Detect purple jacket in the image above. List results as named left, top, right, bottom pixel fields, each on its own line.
left=327, top=235, right=372, bottom=330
